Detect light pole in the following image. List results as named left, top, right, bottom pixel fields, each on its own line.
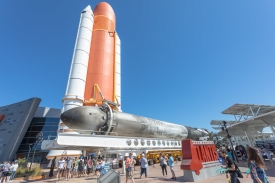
left=26, top=144, right=33, bottom=162
left=213, top=134, right=220, bottom=147
left=29, top=132, right=43, bottom=170
left=221, top=121, right=239, bottom=162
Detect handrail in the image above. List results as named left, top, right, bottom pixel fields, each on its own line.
left=59, top=129, right=118, bottom=136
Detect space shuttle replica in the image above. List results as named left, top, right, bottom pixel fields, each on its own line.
left=54, top=2, right=208, bottom=151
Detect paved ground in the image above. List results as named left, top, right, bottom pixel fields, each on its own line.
left=12, top=161, right=275, bottom=183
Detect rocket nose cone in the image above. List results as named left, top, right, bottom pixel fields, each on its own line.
left=83, top=5, right=93, bottom=14
left=93, top=2, right=115, bottom=23
left=84, top=5, right=92, bottom=11
left=60, top=110, right=72, bottom=123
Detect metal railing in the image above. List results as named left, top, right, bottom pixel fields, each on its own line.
left=59, top=129, right=118, bottom=136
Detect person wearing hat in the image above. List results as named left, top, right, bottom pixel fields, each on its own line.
left=168, top=154, right=176, bottom=180
left=139, top=154, right=148, bottom=179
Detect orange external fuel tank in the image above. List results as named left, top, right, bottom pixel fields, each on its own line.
left=84, top=2, right=116, bottom=105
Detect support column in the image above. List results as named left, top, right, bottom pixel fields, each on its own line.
left=270, top=125, right=275, bottom=135
left=244, top=131, right=252, bottom=146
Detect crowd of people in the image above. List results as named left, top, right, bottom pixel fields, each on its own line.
left=0, top=161, right=18, bottom=182
left=49, top=155, right=106, bottom=181
left=219, top=143, right=274, bottom=183
left=125, top=152, right=176, bottom=183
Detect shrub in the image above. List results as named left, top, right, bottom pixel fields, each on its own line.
left=15, top=157, right=44, bottom=178
left=18, top=158, right=27, bottom=167
left=15, top=167, right=44, bottom=177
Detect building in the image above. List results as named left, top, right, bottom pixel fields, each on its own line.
left=0, top=98, right=60, bottom=163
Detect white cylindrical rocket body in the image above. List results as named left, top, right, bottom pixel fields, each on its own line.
left=115, top=33, right=121, bottom=110
left=47, top=6, right=94, bottom=159
left=62, top=5, right=94, bottom=111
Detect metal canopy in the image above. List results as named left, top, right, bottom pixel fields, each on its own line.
left=211, top=120, right=237, bottom=130
left=210, top=120, right=236, bottom=126
left=217, top=110, right=275, bottom=137
left=222, top=104, right=275, bottom=116
left=221, top=104, right=275, bottom=122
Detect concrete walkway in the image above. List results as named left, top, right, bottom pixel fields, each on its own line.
left=12, top=161, right=275, bottom=183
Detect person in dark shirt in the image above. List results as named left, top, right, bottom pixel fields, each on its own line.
left=268, top=143, right=274, bottom=153
left=239, top=147, right=247, bottom=162
left=220, top=150, right=240, bottom=183
left=235, top=144, right=240, bottom=151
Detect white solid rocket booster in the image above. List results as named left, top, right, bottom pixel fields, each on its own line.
left=115, top=33, right=121, bottom=110
left=47, top=6, right=94, bottom=159
left=62, top=5, right=94, bottom=110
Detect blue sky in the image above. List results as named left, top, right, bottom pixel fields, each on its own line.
left=1, top=1, right=275, bottom=132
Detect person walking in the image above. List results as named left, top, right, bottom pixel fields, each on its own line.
left=83, top=158, right=87, bottom=177
left=72, top=158, right=78, bottom=178
left=87, top=157, right=92, bottom=175
left=1, top=161, right=11, bottom=183
left=239, top=147, right=247, bottom=163
left=92, top=158, right=97, bottom=174
left=139, top=154, right=148, bottom=179
left=9, top=161, right=18, bottom=181
left=248, top=147, right=270, bottom=183
left=65, top=157, right=73, bottom=181
left=235, top=144, right=240, bottom=151
left=49, top=157, right=56, bottom=178
left=56, top=157, right=66, bottom=181
left=77, top=158, right=84, bottom=177
left=261, top=145, right=273, bottom=165
left=226, top=146, right=233, bottom=161
left=220, top=150, right=240, bottom=183
left=268, top=143, right=274, bottom=159
left=159, top=153, right=167, bottom=177
left=125, top=153, right=135, bottom=183
left=167, top=154, right=176, bottom=180
left=92, top=158, right=102, bottom=179
left=256, top=146, right=265, bottom=162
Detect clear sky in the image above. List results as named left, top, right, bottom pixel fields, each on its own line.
left=1, top=1, right=275, bottom=132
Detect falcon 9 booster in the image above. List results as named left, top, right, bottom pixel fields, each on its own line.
left=60, top=2, right=208, bottom=141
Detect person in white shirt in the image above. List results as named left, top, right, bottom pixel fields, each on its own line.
left=56, top=157, right=65, bottom=180
left=65, top=157, right=73, bottom=181
left=9, top=161, right=18, bottom=181
left=1, top=161, right=11, bottom=183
